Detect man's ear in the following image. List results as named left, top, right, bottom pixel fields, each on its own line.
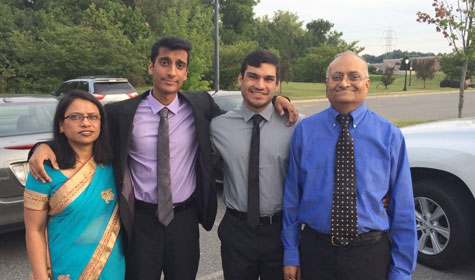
left=148, top=61, right=154, bottom=75
left=238, top=73, right=243, bottom=87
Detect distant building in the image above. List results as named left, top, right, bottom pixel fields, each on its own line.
left=374, top=57, right=440, bottom=73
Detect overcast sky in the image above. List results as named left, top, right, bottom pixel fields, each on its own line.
left=254, top=0, right=458, bottom=56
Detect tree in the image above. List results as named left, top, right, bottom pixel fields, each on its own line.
left=380, top=66, right=396, bottom=89
left=256, top=11, right=305, bottom=80
left=293, top=42, right=363, bottom=83
left=417, top=0, right=475, bottom=117
left=302, top=19, right=334, bottom=47
left=219, top=0, right=258, bottom=44
left=439, top=51, right=475, bottom=80
left=413, top=58, right=438, bottom=88
left=218, top=40, right=259, bottom=90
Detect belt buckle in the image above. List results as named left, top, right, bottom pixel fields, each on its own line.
left=259, top=215, right=272, bottom=225
left=331, top=235, right=343, bottom=247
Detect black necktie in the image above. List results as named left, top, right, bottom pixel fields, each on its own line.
left=331, top=114, right=358, bottom=245
left=157, top=107, right=173, bottom=226
left=248, top=114, right=263, bottom=229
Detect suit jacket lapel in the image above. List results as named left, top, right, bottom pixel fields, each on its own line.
left=118, top=90, right=150, bottom=174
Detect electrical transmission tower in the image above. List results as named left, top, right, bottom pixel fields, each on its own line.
left=382, top=27, right=397, bottom=60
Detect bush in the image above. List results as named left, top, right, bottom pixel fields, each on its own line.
left=440, top=79, right=451, bottom=87
left=450, top=80, right=461, bottom=88
left=368, top=65, right=378, bottom=74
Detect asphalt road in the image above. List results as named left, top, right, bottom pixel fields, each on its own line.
left=2, top=91, right=475, bottom=280
left=295, top=90, right=475, bottom=121
left=2, top=190, right=475, bottom=280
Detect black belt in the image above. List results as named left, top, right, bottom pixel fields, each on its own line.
left=226, top=208, right=282, bottom=225
left=135, top=197, right=195, bottom=214
left=305, top=225, right=386, bottom=247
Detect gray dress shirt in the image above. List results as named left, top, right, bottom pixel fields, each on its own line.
left=210, top=103, right=298, bottom=215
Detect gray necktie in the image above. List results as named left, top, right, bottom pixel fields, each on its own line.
left=157, top=107, right=173, bottom=226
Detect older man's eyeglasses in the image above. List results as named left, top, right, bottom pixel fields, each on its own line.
left=327, top=72, right=368, bottom=83
left=64, top=113, right=101, bottom=122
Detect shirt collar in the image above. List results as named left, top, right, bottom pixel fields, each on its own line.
left=328, top=102, right=367, bottom=129
left=240, top=102, right=274, bottom=123
left=147, top=90, right=180, bottom=116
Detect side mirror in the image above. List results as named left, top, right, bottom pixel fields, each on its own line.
left=50, top=91, right=58, bottom=97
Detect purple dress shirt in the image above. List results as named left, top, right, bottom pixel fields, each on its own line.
left=128, top=92, right=198, bottom=204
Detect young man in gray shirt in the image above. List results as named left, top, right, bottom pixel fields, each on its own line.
left=210, top=50, right=299, bottom=280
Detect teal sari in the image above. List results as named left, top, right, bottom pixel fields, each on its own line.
left=24, top=158, right=125, bottom=280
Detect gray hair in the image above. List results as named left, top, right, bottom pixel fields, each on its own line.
left=325, top=51, right=369, bottom=78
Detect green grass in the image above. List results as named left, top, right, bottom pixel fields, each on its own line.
left=280, top=72, right=450, bottom=100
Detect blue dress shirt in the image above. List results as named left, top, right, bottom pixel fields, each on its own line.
left=282, top=103, right=417, bottom=280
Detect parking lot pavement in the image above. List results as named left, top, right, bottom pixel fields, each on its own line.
left=2, top=190, right=474, bottom=280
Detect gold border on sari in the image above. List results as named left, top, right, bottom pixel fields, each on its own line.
left=48, top=159, right=97, bottom=216
left=79, top=204, right=121, bottom=280
left=24, top=189, right=49, bottom=210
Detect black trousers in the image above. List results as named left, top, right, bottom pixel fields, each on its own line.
left=300, top=226, right=391, bottom=280
left=125, top=201, right=200, bottom=280
left=218, top=211, right=284, bottom=280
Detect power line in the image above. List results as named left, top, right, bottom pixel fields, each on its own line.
left=382, top=27, right=397, bottom=59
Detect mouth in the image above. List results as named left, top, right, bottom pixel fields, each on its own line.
left=163, top=79, right=177, bottom=85
left=249, top=89, right=267, bottom=98
left=79, top=131, right=94, bottom=136
left=334, top=88, right=356, bottom=94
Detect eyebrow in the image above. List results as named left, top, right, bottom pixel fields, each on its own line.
left=331, top=71, right=361, bottom=75
left=246, top=72, right=276, bottom=79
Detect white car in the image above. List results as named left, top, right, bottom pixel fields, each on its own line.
left=52, top=76, right=138, bottom=104
left=402, top=118, right=475, bottom=269
left=0, top=96, right=55, bottom=233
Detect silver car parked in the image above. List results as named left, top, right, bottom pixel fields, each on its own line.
left=0, top=96, right=56, bottom=233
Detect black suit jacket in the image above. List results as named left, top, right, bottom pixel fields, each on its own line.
left=105, top=90, right=220, bottom=250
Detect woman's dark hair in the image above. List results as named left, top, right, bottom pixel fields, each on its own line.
left=52, top=90, right=112, bottom=169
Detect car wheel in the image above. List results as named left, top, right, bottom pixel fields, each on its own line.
left=413, top=178, right=475, bottom=269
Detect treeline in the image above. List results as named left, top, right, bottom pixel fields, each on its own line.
left=363, top=50, right=436, bottom=64
left=0, top=0, right=362, bottom=93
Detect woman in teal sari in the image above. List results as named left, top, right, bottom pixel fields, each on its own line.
left=24, top=90, right=125, bottom=280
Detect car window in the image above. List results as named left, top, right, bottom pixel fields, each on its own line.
left=57, top=82, right=76, bottom=95
left=93, top=82, right=135, bottom=95
left=77, top=81, right=89, bottom=91
left=0, top=102, right=56, bottom=137
left=213, top=95, right=243, bottom=112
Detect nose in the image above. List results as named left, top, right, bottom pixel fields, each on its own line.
left=255, top=77, right=265, bottom=89
left=167, top=64, right=177, bottom=77
left=80, top=117, right=93, bottom=126
left=338, top=77, right=351, bottom=87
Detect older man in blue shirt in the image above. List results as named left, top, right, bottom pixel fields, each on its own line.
left=282, top=51, right=417, bottom=280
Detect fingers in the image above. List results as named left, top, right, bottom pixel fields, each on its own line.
left=29, top=161, right=46, bottom=183
left=49, top=153, right=59, bottom=170
left=283, top=265, right=299, bottom=280
left=287, top=109, right=299, bottom=126
left=274, top=96, right=299, bottom=126
left=274, top=98, right=285, bottom=117
left=382, top=194, right=390, bottom=210
left=28, top=144, right=56, bottom=183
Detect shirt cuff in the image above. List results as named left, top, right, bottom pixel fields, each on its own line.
left=387, top=268, right=412, bottom=280
left=284, top=248, right=300, bottom=266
